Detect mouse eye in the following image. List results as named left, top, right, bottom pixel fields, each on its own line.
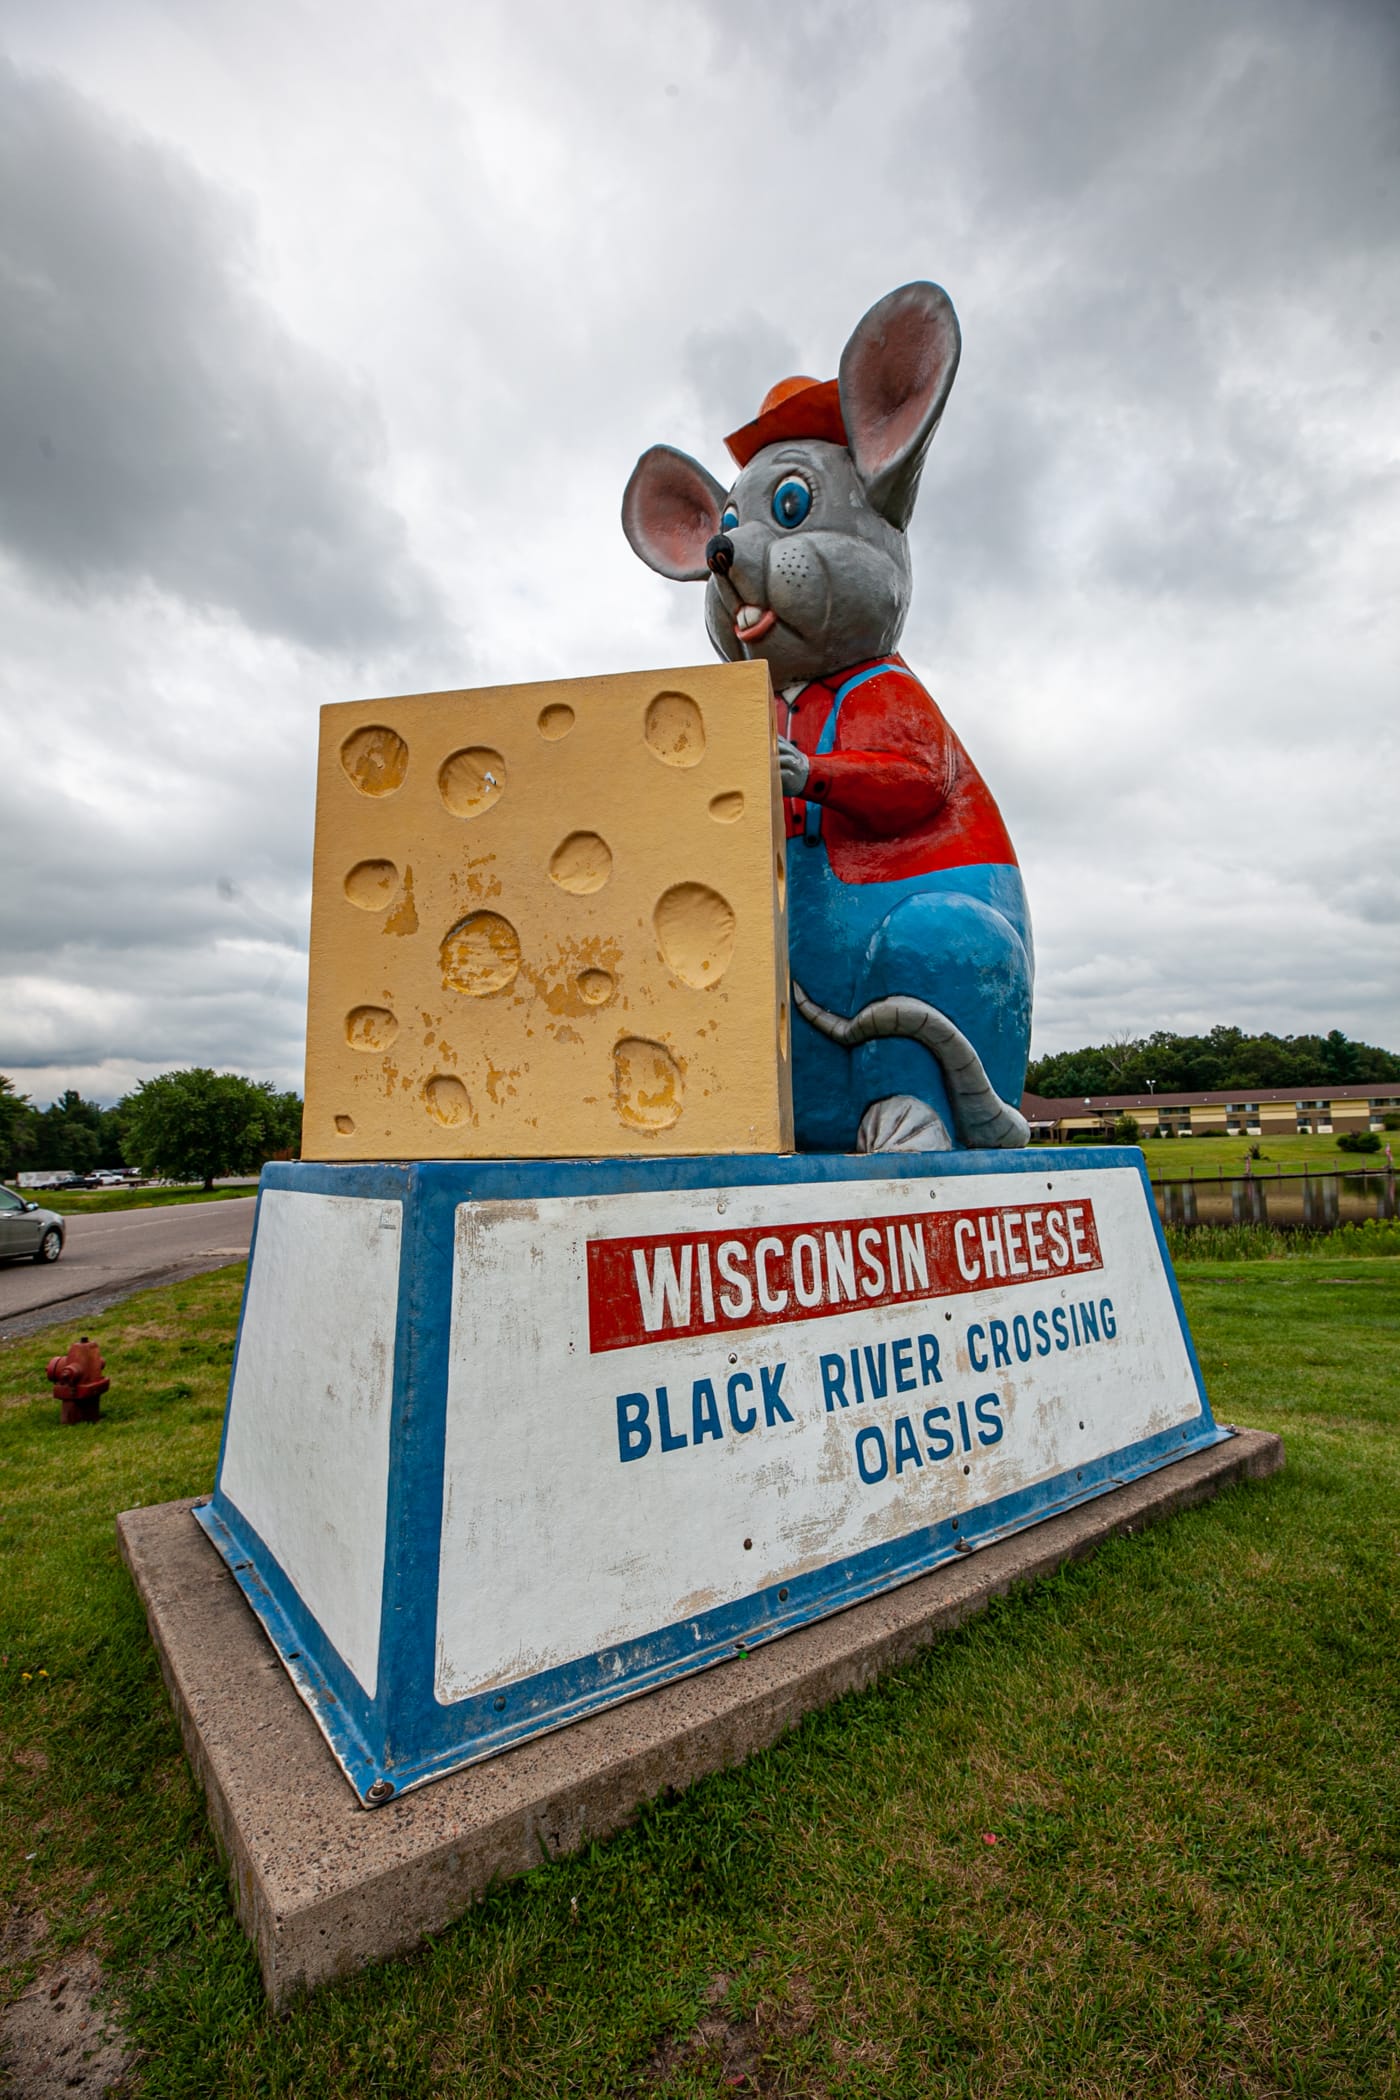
left=772, top=476, right=812, bottom=528
left=721, top=505, right=739, bottom=532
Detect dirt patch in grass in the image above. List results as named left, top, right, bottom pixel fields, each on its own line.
left=0, top=1950, right=133, bottom=2097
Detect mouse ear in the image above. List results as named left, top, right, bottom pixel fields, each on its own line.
left=622, top=445, right=727, bottom=580
left=838, top=282, right=961, bottom=530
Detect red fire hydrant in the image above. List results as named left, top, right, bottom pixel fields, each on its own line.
left=46, top=1338, right=110, bottom=1424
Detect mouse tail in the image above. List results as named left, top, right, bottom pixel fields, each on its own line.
left=791, top=981, right=1029, bottom=1150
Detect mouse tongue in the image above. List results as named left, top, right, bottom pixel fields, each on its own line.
left=734, top=603, right=777, bottom=643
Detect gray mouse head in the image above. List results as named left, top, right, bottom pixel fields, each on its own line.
left=622, top=281, right=960, bottom=687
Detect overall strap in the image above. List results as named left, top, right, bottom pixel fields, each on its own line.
left=804, top=660, right=919, bottom=844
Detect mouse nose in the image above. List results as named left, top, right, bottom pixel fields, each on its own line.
left=705, top=532, right=734, bottom=579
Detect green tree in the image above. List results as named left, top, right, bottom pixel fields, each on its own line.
left=0, top=1076, right=39, bottom=1181
left=120, top=1070, right=300, bottom=1190
left=1027, top=1026, right=1400, bottom=1098
left=32, top=1089, right=124, bottom=1174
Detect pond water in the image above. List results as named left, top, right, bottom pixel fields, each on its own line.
left=1152, top=1170, right=1397, bottom=1232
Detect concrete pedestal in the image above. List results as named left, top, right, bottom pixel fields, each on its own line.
left=120, top=1426, right=1283, bottom=2007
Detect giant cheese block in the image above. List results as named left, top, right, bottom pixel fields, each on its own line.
left=302, top=663, right=793, bottom=1159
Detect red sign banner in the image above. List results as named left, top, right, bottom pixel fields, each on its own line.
left=586, top=1200, right=1102, bottom=1354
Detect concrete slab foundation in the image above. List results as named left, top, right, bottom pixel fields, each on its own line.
left=119, top=1427, right=1283, bottom=2008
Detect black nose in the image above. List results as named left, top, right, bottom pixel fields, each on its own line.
left=705, top=533, right=734, bottom=578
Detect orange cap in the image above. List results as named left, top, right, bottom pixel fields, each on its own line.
left=724, top=376, right=847, bottom=468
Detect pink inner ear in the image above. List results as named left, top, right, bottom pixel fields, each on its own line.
left=625, top=448, right=722, bottom=579
left=846, top=299, right=959, bottom=477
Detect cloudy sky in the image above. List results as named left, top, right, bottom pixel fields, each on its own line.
left=1, top=0, right=1396, bottom=1108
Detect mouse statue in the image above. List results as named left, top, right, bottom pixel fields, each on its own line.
left=622, top=279, right=1033, bottom=1156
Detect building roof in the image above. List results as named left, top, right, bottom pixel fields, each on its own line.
left=1021, top=1081, right=1397, bottom=1117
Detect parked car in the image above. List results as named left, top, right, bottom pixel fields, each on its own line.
left=0, top=1185, right=65, bottom=1263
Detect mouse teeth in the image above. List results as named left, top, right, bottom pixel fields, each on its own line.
left=734, top=604, right=777, bottom=641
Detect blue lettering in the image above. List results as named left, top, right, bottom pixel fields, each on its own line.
left=691, top=1378, right=723, bottom=1444
left=1052, top=1307, right=1070, bottom=1351
left=855, top=1425, right=888, bottom=1483
left=819, top=1354, right=847, bottom=1411
left=617, top=1393, right=651, bottom=1462
left=924, top=1405, right=954, bottom=1461
left=850, top=1348, right=866, bottom=1404
left=1100, top=1296, right=1117, bottom=1339
left=761, top=1362, right=793, bottom=1425
left=727, top=1370, right=757, bottom=1432
left=1070, top=1304, right=1081, bottom=1345
left=893, top=1414, right=923, bottom=1473
left=655, top=1385, right=687, bottom=1453
left=918, top=1332, right=943, bottom=1385
left=893, top=1337, right=916, bottom=1392
left=990, top=1320, right=1011, bottom=1369
left=974, top=1392, right=1004, bottom=1446
left=967, top=1323, right=988, bottom=1373
left=956, top=1398, right=972, bottom=1452
left=1080, top=1300, right=1099, bottom=1343
left=1012, top=1314, right=1032, bottom=1363
left=862, top=1344, right=889, bottom=1399
left=1032, top=1309, right=1051, bottom=1357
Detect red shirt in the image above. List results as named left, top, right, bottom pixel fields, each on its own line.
left=778, top=656, right=1017, bottom=885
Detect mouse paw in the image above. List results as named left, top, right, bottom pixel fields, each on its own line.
left=856, top=1094, right=953, bottom=1154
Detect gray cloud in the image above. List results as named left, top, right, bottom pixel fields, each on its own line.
left=0, top=59, right=443, bottom=647
left=0, top=0, right=1395, bottom=1109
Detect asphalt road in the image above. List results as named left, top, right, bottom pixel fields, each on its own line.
left=0, top=1198, right=256, bottom=1340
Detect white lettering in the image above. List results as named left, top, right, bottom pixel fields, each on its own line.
left=791, top=1233, right=823, bottom=1308
left=858, top=1226, right=886, bottom=1298
left=1025, top=1211, right=1049, bottom=1273
left=754, top=1236, right=789, bottom=1314
left=1066, top=1204, right=1092, bottom=1263
left=899, top=1222, right=929, bottom=1292
left=978, top=1213, right=1007, bottom=1280
left=1045, top=1210, right=1070, bottom=1267
left=953, top=1218, right=981, bottom=1282
left=631, top=1244, right=693, bottom=1333
left=696, top=1241, right=716, bottom=1322
left=825, top=1230, right=856, bottom=1302
left=1003, top=1212, right=1029, bottom=1277
left=716, top=1240, right=753, bottom=1320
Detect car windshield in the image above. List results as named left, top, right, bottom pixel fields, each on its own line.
left=0, top=1187, right=25, bottom=1211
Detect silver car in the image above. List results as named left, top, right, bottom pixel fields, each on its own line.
left=0, top=1185, right=65, bottom=1264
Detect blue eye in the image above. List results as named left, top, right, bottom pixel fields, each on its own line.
left=772, top=476, right=812, bottom=528
left=721, top=506, right=739, bottom=532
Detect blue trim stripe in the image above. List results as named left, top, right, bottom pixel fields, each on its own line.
left=199, top=1146, right=1232, bottom=1806
left=804, top=661, right=919, bottom=842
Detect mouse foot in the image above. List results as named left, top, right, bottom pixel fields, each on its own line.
left=856, top=1094, right=953, bottom=1154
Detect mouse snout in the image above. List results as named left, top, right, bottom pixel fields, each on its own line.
left=705, top=533, right=734, bottom=578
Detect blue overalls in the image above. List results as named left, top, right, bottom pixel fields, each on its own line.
left=785, top=664, right=1034, bottom=1153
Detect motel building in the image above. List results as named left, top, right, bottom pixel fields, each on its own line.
left=1021, top=1083, right=1400, bottom=1144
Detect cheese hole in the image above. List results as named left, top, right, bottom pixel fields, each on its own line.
left=548, top=831, right=612, bottom=895
left=439, top=746, right=506, bottom=819
left=344, top=859, right=399, bottom=910
left=709, top=790, right=744, bottom=823
left=424, top=1074, right=472, bottom=1126
left=613, top=1037, right=683, bottom=1130
left=334, top=1115, right=355, bottom=1134
left=644, top=690, right=706, bottom=768
left=345, top=1005, right=398, bottom=1050
left=577, top=969, right=614, bottom=1006
left=537, top=703, right=576, bottom=740
left=340, top=726, right=408, bottom=797
left=441, top=912, right=521, bottom=996
left=654, top=883, right=736, bottom=989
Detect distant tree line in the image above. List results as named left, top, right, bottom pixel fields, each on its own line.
left=1027, top=1026, right=1400, bottom=1100
left=0, top=1070, right=302, bottom=1189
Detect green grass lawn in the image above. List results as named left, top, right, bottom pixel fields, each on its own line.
left=1067, top=1131, right=1394, bottom=1179
left=2, top=1259, right=1397, bottom=2096
left=29, top=1182, right=259, bottom=1215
